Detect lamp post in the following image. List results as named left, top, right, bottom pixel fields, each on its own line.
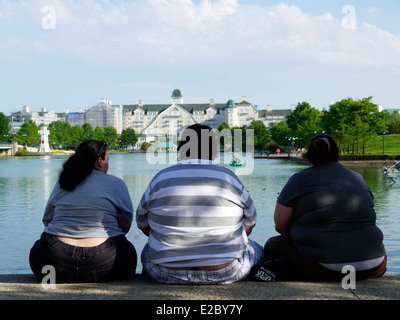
left=382, top=127, right=386, bottom=155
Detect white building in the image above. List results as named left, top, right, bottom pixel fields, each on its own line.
left=67, top=98, right=123, bottom=134
left=8, top=105, right=65, bottom=133
left=7, top=90, right=295, bottom=147
left=122, top=89, right=261, bottom=147
left=258, top=105, right=295, bottom=128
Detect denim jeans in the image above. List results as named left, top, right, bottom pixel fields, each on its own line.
left=29, top=232, right=137, bottom=283
left=141, top=240, right=264, bottom=284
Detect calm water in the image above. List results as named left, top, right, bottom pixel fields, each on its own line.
left=0, top=153, right=399, bottom=274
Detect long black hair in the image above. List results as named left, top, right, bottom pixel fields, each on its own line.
left=59, top=140, right=108, bottom=191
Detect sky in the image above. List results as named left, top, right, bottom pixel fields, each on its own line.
left=0, top=0, right=399, bottom=116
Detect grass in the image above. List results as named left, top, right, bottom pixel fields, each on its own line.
left=363, top=133, right=400, bottom=155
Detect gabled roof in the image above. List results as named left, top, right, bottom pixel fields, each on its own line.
left=122, top=99, right=256, bottom=115
left=123, top=103, right=230, bottom=115
left=123, top=104, right=170, bottom=115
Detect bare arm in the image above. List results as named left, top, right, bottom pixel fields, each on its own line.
left=274, top=202, right=294, bottom=235
left=244, top=224, right=255, bottom=236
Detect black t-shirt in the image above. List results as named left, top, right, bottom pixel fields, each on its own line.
left=277, top=161, right=386, bottom=263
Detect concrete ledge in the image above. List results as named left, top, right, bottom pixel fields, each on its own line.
left=1, top=273, right=399, bottom=300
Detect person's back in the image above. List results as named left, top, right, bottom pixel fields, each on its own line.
left=43, top=170, right=133, bottom=238
left=137, top=159, right=256, bottom=268
left=30, top=140, right=137, bottom=283
left=283, top=161, right=385, bottom=264
left=259, top=134, right=386, bottom=282
left=136, top=124, right=264, bottom=284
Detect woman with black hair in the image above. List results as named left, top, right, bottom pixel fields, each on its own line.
left=29, top=140, right=137, bottom=283
left=253, top=134, right=386, bottom=282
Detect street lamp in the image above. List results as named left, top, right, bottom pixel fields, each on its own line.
left=382, top=127, right=386, bottom=155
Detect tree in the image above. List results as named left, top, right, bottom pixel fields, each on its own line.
left=119, top=128, right=138, bottom=149
left=70, top=125, right=84, bottom=147
left=243, top=120, right=271, bottom=151
left=141, top=141, right=150, bottom=151
left=48, top=121, right=71, bottom=147
left=81, top=123, right=93, bottom=141
left=388, top=113, right=400, bottom=134
left=15, top=120, right=40, bottom=146
left=270, top=120, right=291, bottom=146
left=104, top=126, right=119, bottom=149
left=0, top=112, right=10, bottom=142
left=322, top=97, right=388, bottom=154
left=92, top=126, right=105, bottom=141
left=286, top=102, right=321, bottom=147
left=217, top=122, right=230, bottom=131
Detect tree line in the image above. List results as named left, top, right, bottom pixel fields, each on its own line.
left=0, top=117, right=138, bottom=150
left=218, top=97, right=398, bottom=154
left=1, top=96, right=399, bottom=154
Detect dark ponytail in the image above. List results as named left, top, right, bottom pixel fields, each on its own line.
left=305, top=134, right=338, bottom=165
left=59, top=140, right=107, bottom=191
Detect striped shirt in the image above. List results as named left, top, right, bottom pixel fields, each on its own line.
left=136, top=159, right=257, bottom=268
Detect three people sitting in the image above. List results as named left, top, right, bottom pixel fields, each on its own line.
left=29, top=131, right=386, bottom=284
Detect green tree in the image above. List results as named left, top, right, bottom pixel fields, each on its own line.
left=104, top=126, right=119, bottom=149
left=15, top=120, right=40, bottom=146
left=286, top=102, right=321, bottom=147
left=119, top=128, right=138, bottom=149
left=141, top=141, right=150, bottom=151
left=243, top=120, right=271, bottom=151
left=388, top=113, right=400, bottom=134
left=48, top=121, right=72, bottom=147
left=92, top=126, right=105, bottom=141
left=322, top=97, right=388, bottom=154
left=217, top=122, right=230, bottom=131
left=0, top=112, right=10, bottom=142
left=70, top=125, right=85, bottom=147
left=270, top=120, right=291, bottom=146
left=82, top=123, right=94, bottom=141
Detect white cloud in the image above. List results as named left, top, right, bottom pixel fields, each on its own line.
left=366, top=7, right=379, bottom=17
left=0, top=0, right=399, bottom=71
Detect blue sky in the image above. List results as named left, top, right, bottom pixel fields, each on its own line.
left=0, top=0, right=399, bottom=116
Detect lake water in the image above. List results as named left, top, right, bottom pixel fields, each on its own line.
left=0, top=153, right=399, bottom=274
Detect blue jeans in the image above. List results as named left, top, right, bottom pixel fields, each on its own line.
left=141, top=240, right=264, bottom=284
left=29, top=232, right=137, bottom=283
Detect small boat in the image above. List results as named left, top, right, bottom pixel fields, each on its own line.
left=382, top=161, right=400, bottom=185
left=230, top=156, right=243, bottom=167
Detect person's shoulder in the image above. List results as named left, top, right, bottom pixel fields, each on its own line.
left=207, top=163, right=245, bottom=184
left=95, top=171, right=127, bottom=186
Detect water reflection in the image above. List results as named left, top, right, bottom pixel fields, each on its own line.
left=0, top=155, right=398, bottom=274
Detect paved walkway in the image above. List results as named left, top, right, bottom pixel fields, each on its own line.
left=1, top=273, right=399, bottom=300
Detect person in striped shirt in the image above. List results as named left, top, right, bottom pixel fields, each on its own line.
left=136, top=124, right=264, bottom=284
